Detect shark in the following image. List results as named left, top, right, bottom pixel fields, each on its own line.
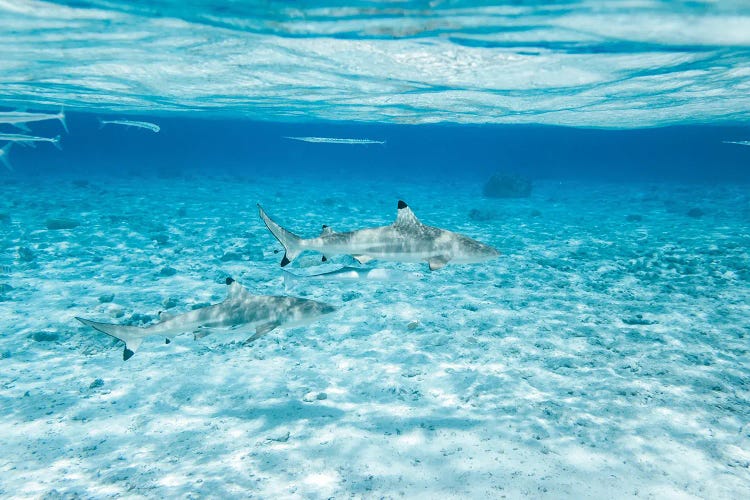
left=284, top=136, right=385, bottom=145
left=0, top=108, right=67, bottom=132
left=99, top=119, right=160, bottom=133
left=76, top=278, right=337, bottom=360
left=0, top=133, right=61, bottom=149
left=258, top=200, right=500, bottom=271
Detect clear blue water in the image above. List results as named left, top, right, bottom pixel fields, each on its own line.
left=1, top=1, right=750, bottom=498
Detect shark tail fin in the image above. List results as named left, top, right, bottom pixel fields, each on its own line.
left=257, top=204, right=303, bottom=267
left=76, top=317, right=148, bottom=361
left=1, top=144, right=12, bottom=171
left=58, top=107, right=68, bottom=133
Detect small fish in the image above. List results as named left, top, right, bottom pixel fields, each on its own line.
left=284, top=136, right=385, bottom=145
left=76, top=277, right=336, bottom=360
left=99, top=119, right=160, bottom=133
left=259, top=200, right=499, bottom=271
left=0, top=143, right=12, bottom=171
left=283, top=266, right=423, bottom=288
left=0, top=108, right=67, bottom=133
left=723, top=140, right=750, bottom=146
left=0, top=133, right=61, bottom=150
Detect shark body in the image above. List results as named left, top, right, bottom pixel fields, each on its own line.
left=258, top=200, right=499, bottom=271
left=99, top=119, right=160, bottom=133
left=76, top=278, right=336, bottom=360
left=0, top=133, right=61, bottom=149
left=0, top=108, right=67, bottom=132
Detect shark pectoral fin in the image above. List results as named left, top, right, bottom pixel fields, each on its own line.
left=428, top=256, right=450, bottom=271
left=247, top=320, right=282, bottom=342
left=353, top=255, right=374, bottom=264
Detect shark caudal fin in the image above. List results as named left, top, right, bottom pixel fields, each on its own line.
left=76, top=317, right=149, bottom=361
left=58, top=108, right=68, bottom=134
left=0, top=144, right=12, bottom=171
left=257, top=204, right=303, bottom=267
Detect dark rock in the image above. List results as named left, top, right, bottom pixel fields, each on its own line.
left=687, top=208, right=704, bottom=218
left=32, top=331, right=59, bottom=342
left=162, top=296, right=178, bottom=309
left=159, top=266, right=177, bottom=277
left=18, top=246, right=35, bottom=262
left=342, top=291, right=362, bottom=302
left=89, top=378, right=104, bottom=389
left=98, top=293, right=115, bottom=303
left=152, top=233, right=169, bottom=245
left=46, top=218, right=80, bottom=230
left=626, top=214, right=643, bottom=222
left=468, top=209, right=496, bottom=222
left=622, top=314, right=658, bottom=326
left=483, top=173, right=532, bottom=198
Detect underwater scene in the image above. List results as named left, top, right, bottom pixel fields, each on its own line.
left=1, top=1, right=750, bottom=498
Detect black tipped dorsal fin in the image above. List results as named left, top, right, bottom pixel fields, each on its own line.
left=395, top=200, right=419, bottom=226
left=320, top=225, right=334, bottom=237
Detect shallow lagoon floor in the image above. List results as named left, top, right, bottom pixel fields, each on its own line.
left=1, top=174, right=749, bottom=498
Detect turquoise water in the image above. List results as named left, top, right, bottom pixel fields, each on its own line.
left=1, top=1, right=750, bottom=498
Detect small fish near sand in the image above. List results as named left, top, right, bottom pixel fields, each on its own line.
left=76, top=278, right=337, bottom=360
left=284, top=136, right=385, bottom=145
left=0, top=108, right=67, bottom=132
left=259, top=200, right=499, bottom=271
left=0, top=133, right=61, bottom=149
left=99, top=119, right=160, bottom=133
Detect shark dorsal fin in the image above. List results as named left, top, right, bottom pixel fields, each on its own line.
left=225, top=277, right=250, bottom=300
left=320, top=225, right=334, bottom=237
left=395, top=200, right=419, bottom=226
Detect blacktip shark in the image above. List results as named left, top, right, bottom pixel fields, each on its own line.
left=0, top=133, right=61, bottom=150
left=99, top=119, right=160, bottom=133
left=258, top=200, right=500, bottom=271
left=0, top=108, right=67, bottom=132
left=76, top=278, right=336, bottom=360
left=284, top=136, right=385, bottom=145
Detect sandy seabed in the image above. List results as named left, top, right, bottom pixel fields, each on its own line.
left=1, top=174, right=749, bottom=498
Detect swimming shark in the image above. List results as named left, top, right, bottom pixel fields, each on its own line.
left=258, top=200, right=499, bottom=271
left=76, top=278, right=337, bottom=360
left=99, top=119, right=160, bottom=133
left=0, top=133, right=61, bottom=149
left=0, top=108, right=67, bottom=132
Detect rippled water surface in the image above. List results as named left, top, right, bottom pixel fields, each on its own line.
left=2, top=0, right=750, bottom=126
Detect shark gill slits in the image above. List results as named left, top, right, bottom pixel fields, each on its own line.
left=398, top=200, right=408, bottom=209
left=225, top=277, right=235, bottom=285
